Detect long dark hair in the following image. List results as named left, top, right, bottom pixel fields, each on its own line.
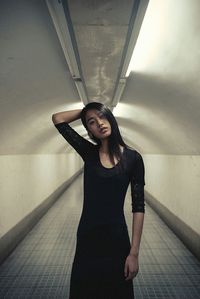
left=80, top=102, right=130, bottom=168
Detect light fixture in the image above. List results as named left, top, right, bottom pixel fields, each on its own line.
left=45, top=0, right=88, bottom=105
left=111, top=0, right=149, bottom=107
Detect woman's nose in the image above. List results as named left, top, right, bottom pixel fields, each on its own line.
left=97, top=118, right=103, bottom=126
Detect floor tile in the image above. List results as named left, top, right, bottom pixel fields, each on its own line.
left=0, top=174, right=200, bottom=298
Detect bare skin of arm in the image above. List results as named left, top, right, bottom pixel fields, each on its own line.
left=52, top=109, right=82, bottom=124
left=124, top=212, right=144, bottom=280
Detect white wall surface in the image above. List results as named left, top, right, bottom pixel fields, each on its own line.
left=0, top=154, right=83, bottom=238
left=143, top=154, right=200, bottom=235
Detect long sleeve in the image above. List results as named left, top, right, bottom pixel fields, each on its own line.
left=54, top=121, right=95, bottom=161
left=130, top=152, right=145, bottom=213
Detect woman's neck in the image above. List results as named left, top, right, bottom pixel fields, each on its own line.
left=99, top=140, right=123, bottom=154
left=99, top=139, right=109, bottom=153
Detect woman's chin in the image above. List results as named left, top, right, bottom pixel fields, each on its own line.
left=98, top=133, right=111, bottom=139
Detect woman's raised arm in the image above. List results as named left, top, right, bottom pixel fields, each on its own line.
left=52, top=109, right=82, bottom=124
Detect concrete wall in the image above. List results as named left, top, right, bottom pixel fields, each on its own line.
left=143, top=154, right=200, bottom=259
left=0, top=153, right=83, bottom=263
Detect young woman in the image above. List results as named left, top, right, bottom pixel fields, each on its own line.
left=52, top=102, right=145, bottom=299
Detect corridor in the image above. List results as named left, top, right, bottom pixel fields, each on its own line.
left=1, top=0, right=200, bottom=298
left=0, top=174, right=199, bottom=299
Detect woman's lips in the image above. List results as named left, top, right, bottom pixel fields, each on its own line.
left=100, top=127, right=108, bottom=133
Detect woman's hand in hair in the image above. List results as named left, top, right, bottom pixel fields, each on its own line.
left=124, top=253, right=139, bottom=280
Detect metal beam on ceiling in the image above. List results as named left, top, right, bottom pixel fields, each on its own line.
left=45, top=0, right=88, bottom=105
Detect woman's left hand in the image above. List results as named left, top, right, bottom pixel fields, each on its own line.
left=124, top=254, right=139, bottom=280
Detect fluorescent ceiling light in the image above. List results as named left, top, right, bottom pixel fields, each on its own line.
left=111, top=0, right=149, bottom=107
left=46, top=0, right=88, bottom=104
left=126, top=0, right=167, bottom=76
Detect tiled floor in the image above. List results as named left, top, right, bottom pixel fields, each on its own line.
left=0, top=174, right=200, bottom=298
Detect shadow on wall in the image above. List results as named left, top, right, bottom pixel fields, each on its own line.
left=117, top=117, right=172, bottom=153
left=120, top=72, right=200, bottom=154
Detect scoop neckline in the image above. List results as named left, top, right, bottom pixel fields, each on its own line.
left=97, top=147, right=126, bottom=170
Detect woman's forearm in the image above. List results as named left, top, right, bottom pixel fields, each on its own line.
left=129, top=212, right=144, bottom=257
left=52, top=109, right=82, bottom=124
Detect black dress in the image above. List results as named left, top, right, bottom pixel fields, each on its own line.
left=54, top=122, right=145, bottom=299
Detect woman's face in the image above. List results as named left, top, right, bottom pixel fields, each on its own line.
left=85, top=109, right=111, bottom=140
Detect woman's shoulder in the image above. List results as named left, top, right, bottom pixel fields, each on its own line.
left=124, top=147, right=145, bottom=179
left=124, top=147, right=144, bottom=169
left=125, top=146, right=142, bottom=159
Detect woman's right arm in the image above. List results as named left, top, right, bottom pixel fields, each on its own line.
left=52, top=109, right=82, bottom=124
left=52, top=108, right=94, bottom=161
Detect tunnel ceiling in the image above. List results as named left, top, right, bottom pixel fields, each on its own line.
left=0, top=0, right=200, bottom=155
left=67, top=0, right=134, bottom=104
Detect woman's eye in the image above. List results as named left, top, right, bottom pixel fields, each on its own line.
left=89, top=121, right=94, bottom=125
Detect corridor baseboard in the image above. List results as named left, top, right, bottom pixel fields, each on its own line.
left=145, top=190, right=200, bottom=262
left=0, top=168, right=83, bottom=265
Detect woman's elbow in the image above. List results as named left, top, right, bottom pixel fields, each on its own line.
left=52, top=113, right=63, bottom=125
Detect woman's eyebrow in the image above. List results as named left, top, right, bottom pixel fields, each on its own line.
left=86, top=116, right=94, bottom=123
left=86, top=112, right=103, bottom=123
